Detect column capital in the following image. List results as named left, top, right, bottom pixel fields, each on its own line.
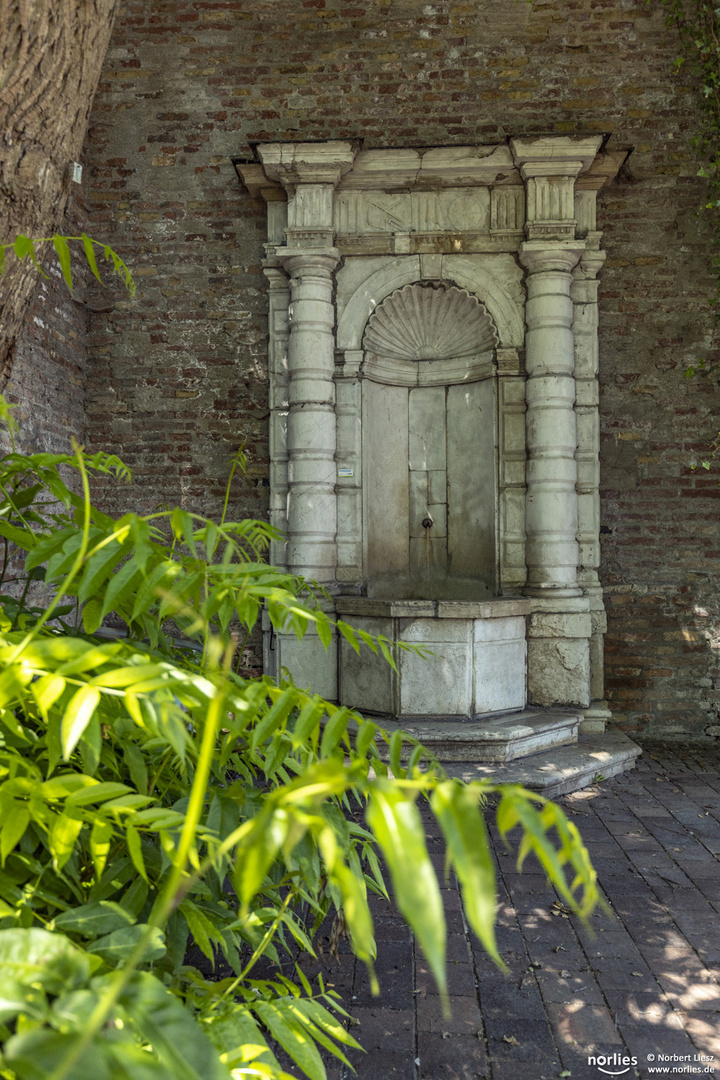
left=262, top=263, right=288, bottom=282
left=575, top=248, right=607, bottom=280
left=510, top=135, right=603, bottom=178
left=277, top=248, right=341, bottom=274
left=520, top=239, right=586, bottom=274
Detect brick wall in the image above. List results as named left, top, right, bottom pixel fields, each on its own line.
left=77, top=0, right=720, bottom=737
left=3, top=182, right=89, bottom=456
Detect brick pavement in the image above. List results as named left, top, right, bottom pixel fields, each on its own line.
left=305, top=741, right=720, bottom=1080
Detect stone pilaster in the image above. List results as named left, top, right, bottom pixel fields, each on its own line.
left=262, top=266, right=289, bottom=571
left=573, top=245, right=611, bottom=730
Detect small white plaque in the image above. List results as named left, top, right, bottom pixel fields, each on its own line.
left=337, top=467, right=354, bottom=478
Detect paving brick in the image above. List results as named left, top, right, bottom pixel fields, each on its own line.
left=536, top=967, right=607, bottom=1006
left=581, top=930, right=647, bottom=961
left=682, top=1012, right=720, bottom=1057
left=616, top=1020, right=699, bottom=1065
left=488, top=1061, right=559, bottom=1080
left=660, top=979, right=720, bottom=1013
left=416, top=960, right=477, bottom=997
left=484, top=1016, right=558, bottom=1061
left=546, top=1001, right=623, bottom=1050
left=601, top=985, right=683, bottom=1026
left=592, top=959, right=660, bottom=992
left=417, top=995, right=482, bottom=1035
left=347, top=1007, right=414, bottom=1051
left=416, top=1032, right=488, bottom=1080
left=352, top=941, right=414, bottom=1007
left=346, top=1049, right=416, bottom=1080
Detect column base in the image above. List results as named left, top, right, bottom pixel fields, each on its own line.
left=527, top=606, right=592, bottom=708
left=579, top=699, right=612, bottom=734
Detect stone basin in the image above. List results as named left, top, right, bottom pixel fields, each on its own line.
left=336, top=595, right=531, bottom=719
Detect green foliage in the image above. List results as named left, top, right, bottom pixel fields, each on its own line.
left=0, top=234, right=135, bottom=298
left=0, top=411, right=600, bottom=1080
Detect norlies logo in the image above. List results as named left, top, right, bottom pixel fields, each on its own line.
left=588, top=1053, right=639, bottom=1076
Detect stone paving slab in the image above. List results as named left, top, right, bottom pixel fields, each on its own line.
left=303, top=740, right=720, bottom=1080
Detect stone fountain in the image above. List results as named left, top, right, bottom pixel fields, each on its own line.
left=238, top=137, right=641, bottom=793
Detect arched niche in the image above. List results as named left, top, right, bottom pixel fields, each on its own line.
left=359, top=281, right=499, bottom=601
left=336, top=255, right=524, bottom=352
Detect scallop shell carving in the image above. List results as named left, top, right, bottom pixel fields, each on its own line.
left=363, top=283, right=498, bottom=361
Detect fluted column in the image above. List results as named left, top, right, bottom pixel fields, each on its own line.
left=521, top=240, right=585, bottom=597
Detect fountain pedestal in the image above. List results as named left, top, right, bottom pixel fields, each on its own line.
left=336, top=597, right=529, bottom=719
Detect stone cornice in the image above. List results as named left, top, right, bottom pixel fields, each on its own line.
left=257, top=141, right=357, bottom=188
left=510, top=135, right=604, bottom=178
left=238, top=140, right=627, bottom=201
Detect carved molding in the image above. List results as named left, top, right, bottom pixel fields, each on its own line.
left=362, top=352, right=495, bottom=387
left=363, top=283, right=498, bottom=360
left=360, top=282, right=498, bottom=386
left=335, top=189, right=491, bottom=236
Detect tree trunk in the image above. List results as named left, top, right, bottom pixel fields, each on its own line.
left=0, top=0, right=120, bottom=385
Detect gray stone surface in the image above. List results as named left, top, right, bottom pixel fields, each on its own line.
left=447, top=730, right=642, bottom=794
left=300, top=741, right=720, bottom=1080
left=377, top=708, right=581, bottom=763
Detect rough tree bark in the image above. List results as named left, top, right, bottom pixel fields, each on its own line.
left=0, top=0, right=120, bottom=386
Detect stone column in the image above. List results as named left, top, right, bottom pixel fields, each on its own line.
left=254, top=143, right=356, bottom=699
left=281, top=249, right=340, bottom=583
left=512, top=136, right=603, bottom=708
left=520, top=240, right=585, bottom=598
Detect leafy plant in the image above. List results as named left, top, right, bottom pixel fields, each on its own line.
left=0, top=234, right=135, bottom=297
left=0, top=422, right=601, bottom=1080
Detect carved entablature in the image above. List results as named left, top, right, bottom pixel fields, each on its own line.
left=335, top=189, right=493, bottom=238
left=237, top=138, right=625, bottom=255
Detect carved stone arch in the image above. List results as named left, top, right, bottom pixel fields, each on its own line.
left=336, top=256, right=523, bottom=352
left=360, top=281, right=499, bottom=387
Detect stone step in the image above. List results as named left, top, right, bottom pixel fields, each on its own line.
left=443, top=731, right=642, bottom=797
left=375, top=708, right=581, bottom=763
